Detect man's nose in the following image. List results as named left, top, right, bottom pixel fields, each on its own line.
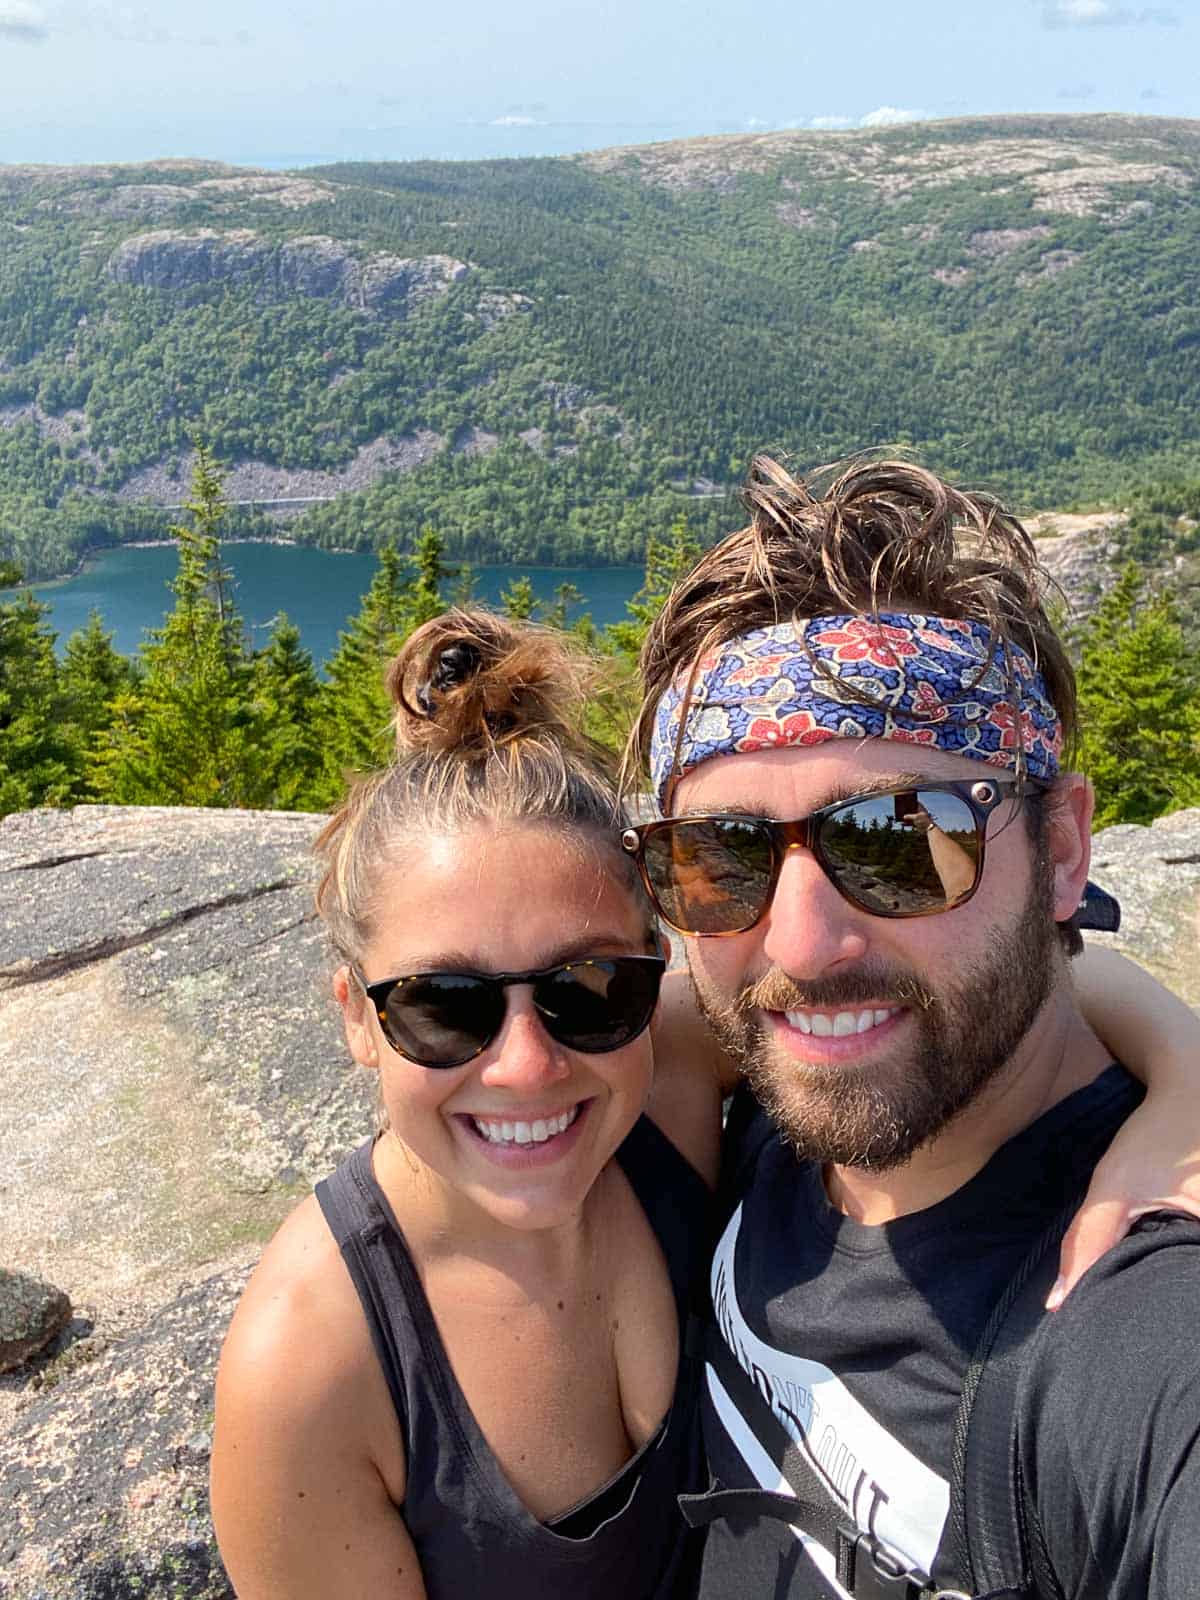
left=477, top=993, right=572, bottom=1093
left=759, top=845, right=870, bottom=976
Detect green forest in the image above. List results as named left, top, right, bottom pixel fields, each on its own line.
left=3, top=114, right=1200, bottom=583
left=2, top=451, right=1198, bottom=831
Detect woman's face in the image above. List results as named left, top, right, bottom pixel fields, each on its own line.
left=338, top=823, right=659, bottom=1234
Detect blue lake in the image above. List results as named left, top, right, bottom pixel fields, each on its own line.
left=21, top=543, right=644, bottom=666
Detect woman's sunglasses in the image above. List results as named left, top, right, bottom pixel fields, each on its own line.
left=621, top=778, right=1029, bottom=936
left=353, top=955, right=666, bottom=1069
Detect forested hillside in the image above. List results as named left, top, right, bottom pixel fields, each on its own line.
left=3, top=113, right=1200, bottom=581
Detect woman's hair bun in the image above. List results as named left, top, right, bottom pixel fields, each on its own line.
left=387, top=608, right=600, bottom=757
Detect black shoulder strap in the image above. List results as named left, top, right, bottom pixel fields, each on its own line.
left=685, top=1325, right=947, bottom=1599
left=687, top=1171, right=1077, bottom=1600
left=946, top=1199, right=1076, bottom=1600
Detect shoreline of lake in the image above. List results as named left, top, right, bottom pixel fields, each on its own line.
left=15, top=536, right=638, bottom=592
left=19, top=542, right=644, bottom=665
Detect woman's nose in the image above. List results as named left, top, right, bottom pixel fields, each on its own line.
left=477, top=993, right=572, bottom=1092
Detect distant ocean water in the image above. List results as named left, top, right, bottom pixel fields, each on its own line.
left=241, top=119, right=747, bottom=169
left=22, top=542, right=643, bottom=667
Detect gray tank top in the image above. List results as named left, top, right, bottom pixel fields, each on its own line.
left=316, top=1115, right=707, bottom=1600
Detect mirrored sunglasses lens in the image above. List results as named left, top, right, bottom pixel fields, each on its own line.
left=818, top=789, right=980, bottom=915
left=644, top=820, right=774, bottom=933
left=537, top=960, right=662, bottom=1051
left=384, top=974, right=501, bottom=1066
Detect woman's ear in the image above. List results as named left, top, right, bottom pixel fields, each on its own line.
left=334, top=964, right=379, bottom=1071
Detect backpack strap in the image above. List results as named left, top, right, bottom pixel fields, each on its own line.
left=684, top=1324, right=967, bottom=1599
left=946, top=1199, right=1077, bottom=1600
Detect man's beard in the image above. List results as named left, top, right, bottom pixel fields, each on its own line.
left=690, top=859, right=1061, bottom=1171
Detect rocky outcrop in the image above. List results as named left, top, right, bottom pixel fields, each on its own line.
left=107, top=230, right=470, bottom=315
left=1030, top=511, right=1126, bottom=620
left=1087, top=807, right=1200, bottom=1010
left=1, top=801, right=1196, bottom=1597
left=112, top=430, right=446, bottom=508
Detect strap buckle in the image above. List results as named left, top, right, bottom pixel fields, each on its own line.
left=836, top=1526, right=945, bottom=1600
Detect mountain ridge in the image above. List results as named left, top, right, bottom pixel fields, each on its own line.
left=3, top=113, right=1200, bottom=582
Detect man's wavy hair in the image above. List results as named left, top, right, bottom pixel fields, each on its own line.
left=627, top=452, right=1077, bottom=795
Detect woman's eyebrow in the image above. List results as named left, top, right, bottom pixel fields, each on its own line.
left=370, top=934, right=646, bottom=979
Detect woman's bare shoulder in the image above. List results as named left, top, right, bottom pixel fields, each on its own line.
left=212, top=1193, right=421, bottom=1598
left=216, top=1192, right=405, bottom=1496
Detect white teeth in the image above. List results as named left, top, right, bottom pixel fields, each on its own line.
left=784, top=1007, right=896, bottom=1038
left=472, top=1106, right=579, bottom=1145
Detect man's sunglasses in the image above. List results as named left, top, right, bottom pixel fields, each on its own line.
left=353, top=955, right=666, bottom=1069
left=622, top=778, right=1030, bottom=936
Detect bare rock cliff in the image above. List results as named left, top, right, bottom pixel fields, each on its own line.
left=1, top=802, right=1197, bottom=1597
left=106, top=230, right=470, bottom=314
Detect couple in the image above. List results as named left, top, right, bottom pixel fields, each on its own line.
left=212, top=457, right=1200, bottom=1599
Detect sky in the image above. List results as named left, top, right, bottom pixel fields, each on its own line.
left=0, top=0, right=1196, bottom=169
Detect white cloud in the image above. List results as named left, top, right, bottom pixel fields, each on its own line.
left=0, top=0, right=48, bottom=41
left=1040, top=1, right=1178, bottom=25
left=860, top=106, right=927, bottom=127
left=489, top=114, right=544, bottom=127
left=809, top=115, right=856, bottom=130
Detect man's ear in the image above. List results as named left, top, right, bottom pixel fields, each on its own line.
left=333, top=964, right=379, bottom=1071
left=1044, top=774, right=1094, bottom=924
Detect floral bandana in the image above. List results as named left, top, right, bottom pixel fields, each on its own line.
left=650, top=613, right=1063, bottom=808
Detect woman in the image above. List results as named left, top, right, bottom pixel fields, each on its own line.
left=212, top=610, right=1200, bottom=1600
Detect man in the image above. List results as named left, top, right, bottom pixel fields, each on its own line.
left=622, top=455, right=1200, bottom=1597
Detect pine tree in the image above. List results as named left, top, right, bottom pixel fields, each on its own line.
left=405, top=525, right=455, bottom=633
left=0, top=578, right=76, bottom=816
left=500, top=574, right=536, bottom=621
left=317, top=542, right=412, bottom=797
left=89, top=451, right=269, bottom=807
left=604, top=513, right=702, bottom=666
left=59, top=611, right=136, bottom=794
left=250, top=615, right=325, bottom=811
left=1076, top=564, right=1200, bottom=827
left=589, top=515, right=704, bottom=758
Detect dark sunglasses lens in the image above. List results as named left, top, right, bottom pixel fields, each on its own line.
left=382, top=974, right=504, bottom=1067
left=818, top=789, right=981, bottom=915
left=642, top=819, right=775, bottom=934
left=536, top=959, right=663, bottom=1052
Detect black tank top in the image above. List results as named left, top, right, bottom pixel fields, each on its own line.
left=316, top=1114, right=707, bottom=1600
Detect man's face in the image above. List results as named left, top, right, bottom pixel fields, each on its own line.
left=676, top=741, right=1072, bottom=1170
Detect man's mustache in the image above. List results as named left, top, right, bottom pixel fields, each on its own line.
left=738, top=965, right=937, bottom=1015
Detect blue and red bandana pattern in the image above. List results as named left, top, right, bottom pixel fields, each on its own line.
left=650, top=613, right=1063, bottom=807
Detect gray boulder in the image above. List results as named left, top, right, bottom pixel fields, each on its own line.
left=0, top=1270, right=71, bottom=1374
left=0, top=802, right=1196, bottom=1598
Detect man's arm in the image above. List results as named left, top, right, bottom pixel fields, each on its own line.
left=1054, top=947, right=1200, bottom=1302
left=1023, top=1214, right=1200, bottom=1598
